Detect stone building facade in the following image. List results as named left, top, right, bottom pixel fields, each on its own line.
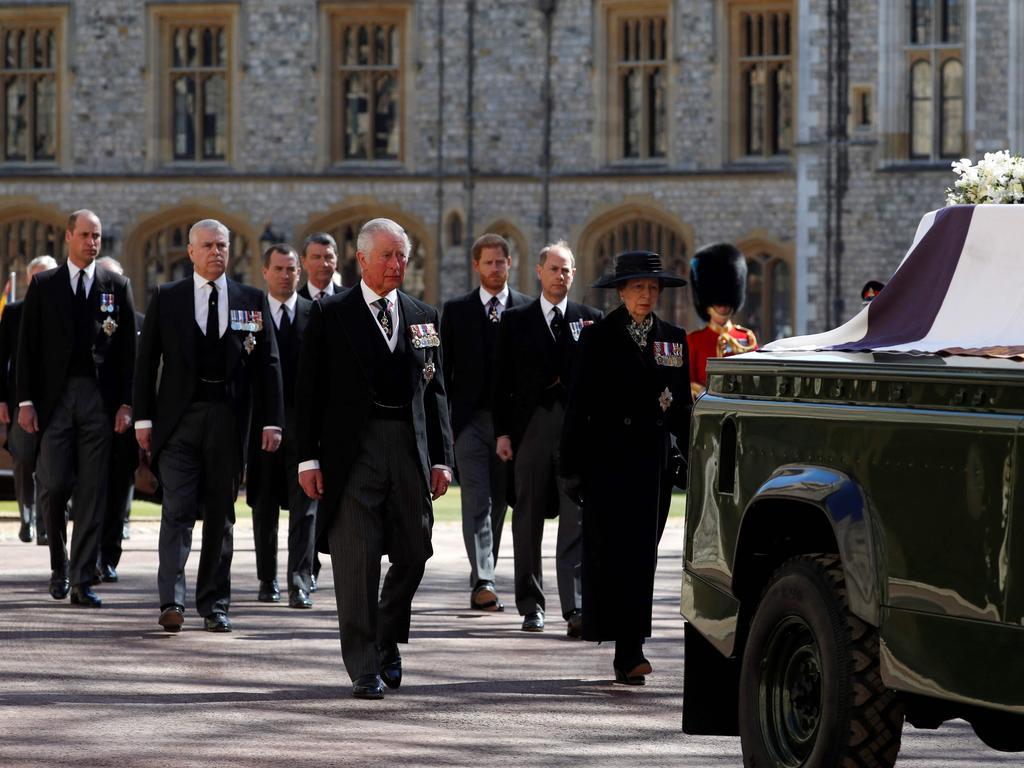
left=0, top=0, right=1012, bottom=338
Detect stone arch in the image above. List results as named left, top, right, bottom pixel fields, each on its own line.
left=123, top=202, right=260, bottom=308
left=735, top=231, right=796, bottom=342
left=481, top=219, right=532, bottom=294
left=0, top=200, right=66, bottom=299
left=576, top=202, right=694, bottom=326
left=298, top=202, right=436, bottom=303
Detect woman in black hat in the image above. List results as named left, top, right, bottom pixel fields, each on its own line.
left=559, top=250, right=692, bottom=685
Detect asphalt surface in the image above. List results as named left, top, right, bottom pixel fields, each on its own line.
left=0, top=516, right=1015, bottom=767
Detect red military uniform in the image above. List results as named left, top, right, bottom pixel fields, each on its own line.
left=688, top=320, right=757, bottom=397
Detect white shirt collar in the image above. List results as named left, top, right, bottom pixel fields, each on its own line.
left=193, top=271, right=228, bottom=293
left=539, top=294, right=568, bottom=320
left=479, top=284, right=509, bottom=307
left=268, top=292, right=298, bottom=316
left=308, top=281, right=335, bottom=298
left=68, top=259, right=96, bottom=281
left=360, top=280, right=398, bottom=309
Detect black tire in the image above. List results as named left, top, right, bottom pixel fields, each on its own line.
left=738, top=553, right=904, bottom=768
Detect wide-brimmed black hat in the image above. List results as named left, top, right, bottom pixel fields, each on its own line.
left=593, top=250, right=687, bottom=289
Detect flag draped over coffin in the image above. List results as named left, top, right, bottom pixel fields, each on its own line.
left=763, top=204, right=1024, bottom=358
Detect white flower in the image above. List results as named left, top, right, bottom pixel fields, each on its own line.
left=946, top=150, right=1024, bottom=206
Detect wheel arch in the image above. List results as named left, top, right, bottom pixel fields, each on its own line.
left=732, top=464, right=883, bottom=630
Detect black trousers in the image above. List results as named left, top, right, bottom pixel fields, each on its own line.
left=251, top=429, right=316, bottom=592
left=36, top=377, right=111, bottom=588
left=157, top=402, right=238, bottom=617
left=327, top=419, right=433, bottom=681
left=99, top=430, right=137, bottom=569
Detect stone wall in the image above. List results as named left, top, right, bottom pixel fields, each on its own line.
left=0, top=0, right=1019, bottom=337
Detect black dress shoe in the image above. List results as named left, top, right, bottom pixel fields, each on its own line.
left=288, top=588, right=312, bottom=609
left=204, top=613, right=232, bottom=632
left=70, top=585, right=102, bottom=607
left=309, top=573, right=317, bottom=593
left=566, top=610, right=583, bottom=639
left=352, top=674, right=384, bottom=699
left=613, top=659, right=652, bottom=686
left=99, top=564, right=118, bottom=583
left=158, top=604, right=185, bottom=633
left=258, top=579, right=280, bottom=602
left=36, top=529, right=48, bottom=546
left=18, top=521, right=33, bottom=543
left=470, top=581, right=505, bottom=612
left=521, top=610, right=545, bottom=632
left=48, top=575, right=70, bottom=600
left=378, top=642, right=402, bottom=690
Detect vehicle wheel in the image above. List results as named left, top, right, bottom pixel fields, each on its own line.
left=738, top=553, right=903, bottom=768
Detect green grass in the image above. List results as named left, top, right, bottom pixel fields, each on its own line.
left=0, top=489, right=686, bottom=523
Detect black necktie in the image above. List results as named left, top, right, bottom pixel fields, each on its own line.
left=550, top=306, right=564, bottom=341
left=279, top=304, right=292, bottom=336
left=375, top=298, right=393, bottom=340
left=315, top=290, right=324, bottom=301
left=487, top=296, right=500, bottom=323
left=206, top=281, right=219, bottom=338
left=75, top=270, right=86, bottom=304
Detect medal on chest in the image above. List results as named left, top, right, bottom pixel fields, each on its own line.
left=231, top=310, right=263, bottom=354
left=568, top=319, right=594, bottom=341
left=653, top=341, right=685, bottom=367
left=99, top=293, right=118, bottom=336
left=659, top=387, right=673, bottom=412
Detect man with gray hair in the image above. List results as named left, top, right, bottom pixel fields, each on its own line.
left=17, top=211, right=137, bottom=607
left=297, top=217, right=454, bottom=699
left=135, top=218, right=284, bottom=633
left=0, top=254, right=58, bottom=544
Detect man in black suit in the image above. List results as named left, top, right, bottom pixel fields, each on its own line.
left=135, top=218, right=284, bottom=634
left=493, top=241, right=602, bottom=636
left=246, top=244, right=317, bottom=609
left=297, top=218, right=454, bottom=700
left=297, top=232, right=342, bottom=301
left=17, top=210, right=137, bottom=607
left=94, top=256, right=143, bottom=583
left=440, top=233, right=530, bottom=612
left=295, top=231, right=342, bottom=590
left=0, top=255, right=57, bottom=544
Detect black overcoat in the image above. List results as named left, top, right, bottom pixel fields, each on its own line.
left=560, top=305, right=691, bottom=641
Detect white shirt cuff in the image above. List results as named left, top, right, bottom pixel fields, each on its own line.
left=431, top=464, right=452, bottom=474
left=135, top=420, right=153, bottom=430
left=298, top=460, right=320, bottom=475
left=18, top=400, right=32, bottom=408
left=263, top=426, right=282, bottom=433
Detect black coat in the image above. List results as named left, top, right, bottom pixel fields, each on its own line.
left=0, top=300, right=23, bottom=412
left=17, top=264, right=137, bottom=429
left=440, top=286, right=531, bottom=439
left=560, top=306, right=691, bottom=642
left=245, top=294, right=313, bottom=508
left=295, top=287, right=455, bottom=553
left=492, top=298, right=603, bottom=449
left=133, top=277, right=284, bottom=480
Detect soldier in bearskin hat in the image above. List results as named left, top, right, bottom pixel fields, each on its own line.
left=687, top=243, right=758, bottom=398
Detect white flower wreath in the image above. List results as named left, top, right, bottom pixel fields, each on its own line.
left=946, top=150, right=1024, bottom=205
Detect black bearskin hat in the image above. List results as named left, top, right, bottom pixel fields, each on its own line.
left=690, top=243, right=748, bottom=322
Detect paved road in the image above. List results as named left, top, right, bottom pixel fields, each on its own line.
left=0, top=518, right=1013, bottom=767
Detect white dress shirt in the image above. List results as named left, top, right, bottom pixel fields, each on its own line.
left=268, top=293, right=298, bottom=330
left=194, top=272, right=228, bottom=338
left=360, top=280, right=400, bottom=353
left=479, top=284, right=510, bottom=319
left=307, top=281, right=338, bottom=301
left=539, top=294, right=569, bottom=339
left=68, top=259, right=96, bottom=298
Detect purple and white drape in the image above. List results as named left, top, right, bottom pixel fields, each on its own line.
left=763, top=204, right=1024, bottom=357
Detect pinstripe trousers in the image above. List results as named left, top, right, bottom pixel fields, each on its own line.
left=327, top=418, right=434, bottom=681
